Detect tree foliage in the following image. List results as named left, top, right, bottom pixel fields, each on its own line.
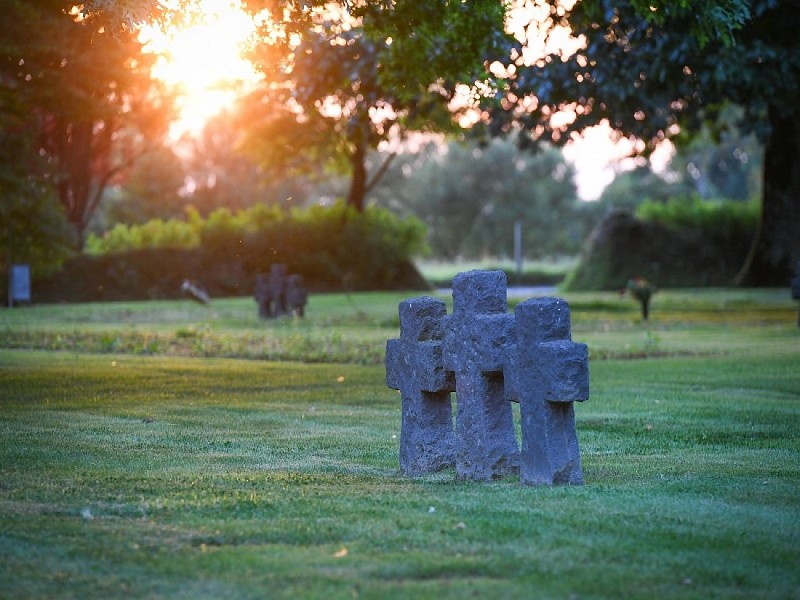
left=373, top=138, right=589, bottom=260
left=487, top=0, right=800, bottom=285
left=0, top=131, right=75, bottom=276
left=240, top=0, right=510, bottom=212
left=597, top=112, right=762, bottom=211
left=0, top=0, right=171, bottom=248
left=488, top=0, right=794, bottom=147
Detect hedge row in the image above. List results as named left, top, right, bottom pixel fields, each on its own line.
left=32, top=204, right=431, bottom=303
left=564, top=201, right=757, bottom=291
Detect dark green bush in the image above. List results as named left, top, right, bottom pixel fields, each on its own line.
left=35, top=203, right=429, bottom=302
left=564, top=198, right=758, bottom=291
left=635, top=196, right=759, bottom=242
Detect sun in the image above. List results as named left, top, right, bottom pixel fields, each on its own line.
left=138, top=0, right=264, bottom=139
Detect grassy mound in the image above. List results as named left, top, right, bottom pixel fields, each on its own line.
left=564, top=209, right=754, bottom=290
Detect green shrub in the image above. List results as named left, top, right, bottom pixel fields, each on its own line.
left=86, top=202, right=425, bottom=260
left=86, top=216, right=201, bottom=254
left=38, top=203, right=430, bottom=302
left=635, top=196, right=759, bottom=242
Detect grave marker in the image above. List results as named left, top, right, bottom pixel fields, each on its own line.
left=508, top=298, right=589, bottom=485
left=181, top=279, right=210, bottom=305
left=442, top=271, right=519, bottom=481
left=386, top=270, right=590, bottom=486
left=9, top=264, right=31, bottom=307
left=255, top=264, right=308, bottom=318
left=386, top=297, right=456, bottom=476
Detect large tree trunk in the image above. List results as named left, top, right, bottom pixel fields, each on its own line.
left=346, top=139, right=367, bottom=213
left=735, top=106, right=800, bottom=286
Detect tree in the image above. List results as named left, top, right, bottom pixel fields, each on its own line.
left=487, top=0, right=800, bottom=285
left=372, top=137, right=584, bottom=260
left=90, top=143, right=187, bottom=231
left=0, top=0, right=170, bottom=248
left=595, top=165, right=692, bottom=212
left=669, top=106, right=763, bottom=202
left=0, top=129, right=75, bottom=278
left=179, top=110, right=312, bottom=215
left=240, top=1, right=510, bottom=212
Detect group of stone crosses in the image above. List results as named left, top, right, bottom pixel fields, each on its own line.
left=255, top=264, right=309, bottom=318
left=386, top=270, right=590, bottom=486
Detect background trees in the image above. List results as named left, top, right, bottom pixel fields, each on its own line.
left=0, top=0, right=170, bottom=249
left=372, top=137, right=589, bottom=260
left=0, top=130, right=75, bottom=276
left=5, top=0, right=795, bottom=293
left=488, top=0, right=799, bottom=285
left=240, top=0, right=510, bottom=212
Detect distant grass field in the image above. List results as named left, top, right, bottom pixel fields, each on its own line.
left=1, top=287, right=798, bottom=598
left=417, top=258, right=576, bottom=287
left=1, top=287, right=796, bottom=363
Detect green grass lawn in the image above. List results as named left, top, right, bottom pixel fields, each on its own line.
left=1, top=287, right=796, bottom=363
left=416, top=258, right=576, bottom=286
left=1, top=288, right=799, bottom=598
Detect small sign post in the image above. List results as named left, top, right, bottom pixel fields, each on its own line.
left=9, top=264, right=31, bottom=307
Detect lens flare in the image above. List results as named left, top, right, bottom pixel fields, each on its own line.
left=138, top=0, right=263, bottom=138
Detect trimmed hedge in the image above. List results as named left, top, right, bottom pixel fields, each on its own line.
left=564, top=205, right=756, bottom=291
left=34, top=204, right=431, bottom=303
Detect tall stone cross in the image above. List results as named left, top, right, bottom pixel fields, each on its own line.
left=385, top=297, right=456, bottom=476
left=442, top=270, right=520, bottom=481
left=507, top=297, right=589, bottom=485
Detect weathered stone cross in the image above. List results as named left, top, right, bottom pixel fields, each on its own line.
left=507, top=297, right=589, bottom=485
left=442, top=270, right=520, bottom=481
left=385, top=296, right=456, bottom=476
left=386, top=270, right=590, bottom=486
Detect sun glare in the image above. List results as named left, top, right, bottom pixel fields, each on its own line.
left=138, top=0, right=263, bottom=138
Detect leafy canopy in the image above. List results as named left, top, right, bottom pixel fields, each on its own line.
left=486, top=0, right=800, bottom=150
left=0, top=0, right=171, bottom=247
left=238, top=0, right=510, bottom=210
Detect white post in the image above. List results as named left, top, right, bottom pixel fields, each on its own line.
left=514, top=220, right=523, bottom=282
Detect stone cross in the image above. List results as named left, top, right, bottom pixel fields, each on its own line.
left=507, top=297, right=589, bottom=485
left=385, top=297, right=456, bottom=476
left=442, top=270, right=519, bottom=481
left=385, top=270, right=590, bottom=486
left=266, top=264, right=288, bottom=316
left=255, top=264, right=308, bottom=318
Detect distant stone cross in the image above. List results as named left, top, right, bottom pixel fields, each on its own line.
left=385, top=270, right=590, bottom=486
left=255, top=264, right=308, bottom=318
left=385, top=297, right=456, bottom=476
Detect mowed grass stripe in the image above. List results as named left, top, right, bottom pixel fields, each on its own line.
left=1, top=348, right=798, bottom=599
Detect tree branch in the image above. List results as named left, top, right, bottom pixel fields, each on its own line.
left=364, top=152, right=396, bottom=196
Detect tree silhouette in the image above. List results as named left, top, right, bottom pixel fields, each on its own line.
left=241, top=1, right=510, bottom=212
left=487, top=0, right=799, bottom=285
left=0, top=0, right=170, bottom=248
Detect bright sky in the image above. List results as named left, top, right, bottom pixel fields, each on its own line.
left=138, top=0, right=263, bottom=139
left=564, top=123, right=674, bottom=200
left=139, top=0, right=672, bottom=200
